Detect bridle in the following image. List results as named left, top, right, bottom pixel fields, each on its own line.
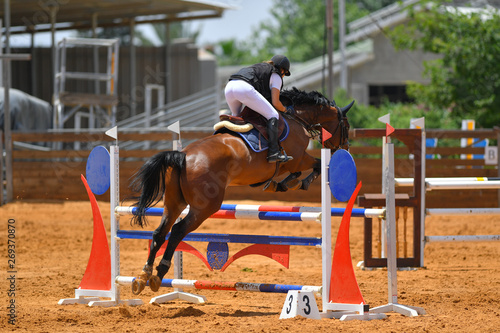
left=286, top=103, right=349, bottom=151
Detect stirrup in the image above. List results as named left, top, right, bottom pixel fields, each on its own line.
left=267, top=149, right=293, bottom=163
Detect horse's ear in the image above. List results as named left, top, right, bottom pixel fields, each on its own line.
left=340, top=100, right=355, bottom=115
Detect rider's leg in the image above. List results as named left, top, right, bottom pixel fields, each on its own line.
left=224, top=81, right=244, bottom=117
left=266, top=117, right=288, bottom=163
left=233, top=84, right=290, bottom=163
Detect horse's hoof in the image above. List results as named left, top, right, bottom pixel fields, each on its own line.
left=263, top=181, right=278, bottom=192
left=149, top=276, right=162, bottom=292
left=131, top=278, right=146, bottom=295
left=287, top=179, right=302, bottom=191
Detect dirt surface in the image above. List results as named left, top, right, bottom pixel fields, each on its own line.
left=1, top=199, right=499, bottom=332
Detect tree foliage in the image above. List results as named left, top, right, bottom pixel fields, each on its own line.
left=215, top=0, right=373, bottom=64
left=390, top=1, right=500, bottom=128
left=333, top=89, right=457, bottom=131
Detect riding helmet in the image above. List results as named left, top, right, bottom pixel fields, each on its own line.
left=271, top=55, right=291, bottom=76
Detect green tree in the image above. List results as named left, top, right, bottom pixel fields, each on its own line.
left=214, top=0, right=380, bottom=64
left=390, top=1, right=500, bottom=128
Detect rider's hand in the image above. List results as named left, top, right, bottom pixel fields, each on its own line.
left=284, top=106, right=295, bottom=116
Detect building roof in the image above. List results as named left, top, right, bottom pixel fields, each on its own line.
left=346, top=0, right=500, bottom=43
left=1, top=0, right=235, bottom=34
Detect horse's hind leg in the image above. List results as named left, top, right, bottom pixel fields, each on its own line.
left=149, top=207, right=219, bottom=292
left=132, top=213, right=179, bottom=295
left=132, top=167, right=186, bottom=295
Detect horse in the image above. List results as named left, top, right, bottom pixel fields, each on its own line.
left=129, top=87, right=353, bottom=295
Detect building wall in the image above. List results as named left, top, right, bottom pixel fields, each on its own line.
left=349, top=33, right=440, bottom=105
left=9, top=40, right=217, bottom=126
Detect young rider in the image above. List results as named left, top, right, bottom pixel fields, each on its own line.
left=224, top=55, right=293, bottom=163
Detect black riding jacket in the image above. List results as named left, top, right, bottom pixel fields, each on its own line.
left=229, top=63, right=282, bottom=104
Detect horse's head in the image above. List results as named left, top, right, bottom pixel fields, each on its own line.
left=280, top=88, right=353, bottom=152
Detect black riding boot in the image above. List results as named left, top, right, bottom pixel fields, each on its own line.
left=267, top=117, right=291, bottom=163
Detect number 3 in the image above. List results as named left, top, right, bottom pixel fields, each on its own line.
left=302, top=295, right=311, bottom=315
left=286, top=294, right=294, bottom=314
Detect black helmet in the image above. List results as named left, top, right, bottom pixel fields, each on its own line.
left=271, top=55, right=291, bottom=76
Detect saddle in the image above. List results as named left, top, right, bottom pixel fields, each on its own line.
left=214, top=107, right=287, bottom=141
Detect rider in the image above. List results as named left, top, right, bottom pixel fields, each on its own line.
left=225, top=55, right=293, bottom=163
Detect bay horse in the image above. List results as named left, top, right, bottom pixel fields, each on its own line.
left=129, top=87, right=353, bottom=295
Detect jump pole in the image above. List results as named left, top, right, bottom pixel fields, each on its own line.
left=320, top=148, right=333, bottom=316
left=395, top=176, right=500, bottom=187
left=369, top=128, right=425, bottom=317
left=115, top=206, right=384, bottom=219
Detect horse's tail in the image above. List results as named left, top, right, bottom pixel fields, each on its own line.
left=129, top=151, right=186, bottom=227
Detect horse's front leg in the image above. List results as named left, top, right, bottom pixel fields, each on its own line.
left=263, top=172, right=302, bottom=192
left=300, top=159, right=321, bottom=191
left=278, top=172, right=302, bottom=191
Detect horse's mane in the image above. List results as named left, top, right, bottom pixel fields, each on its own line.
left=281, top=87, right=331, bottom=107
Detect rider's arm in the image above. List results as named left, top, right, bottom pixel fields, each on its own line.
left=270, top=73, right=286, bottom=112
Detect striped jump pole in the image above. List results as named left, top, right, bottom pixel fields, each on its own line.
left=425, top=180, right=500, bottom=190
left=116, top=276, right=322, bottom=304
left=425, top=235, right=500, bottom=243
left=426, top=208, right=500, bottom=216
left=115, top=206, right=385, bottom=221
left=395, top=177, right=500, bottom=187
left=116, top=207, right=322, bottom=222
left=218, top=203, right=384, bottom=218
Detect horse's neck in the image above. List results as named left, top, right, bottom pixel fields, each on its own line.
left=288, top=118, right=310, bottom=141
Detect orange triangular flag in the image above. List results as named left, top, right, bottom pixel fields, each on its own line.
left=322, top=128, right=332, bottom=147
left=385, top=123, right=395, bottom=137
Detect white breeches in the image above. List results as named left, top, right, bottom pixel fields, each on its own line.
left=224, top=80, right=279, bottom=120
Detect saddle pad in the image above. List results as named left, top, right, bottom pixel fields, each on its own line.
left=214, top=118, right=290, bottom=153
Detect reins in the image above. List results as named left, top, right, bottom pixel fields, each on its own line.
left=285, top=103, right=349, bottom=151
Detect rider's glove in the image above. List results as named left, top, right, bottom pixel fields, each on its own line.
left=284, top=105, right=295, bottom=116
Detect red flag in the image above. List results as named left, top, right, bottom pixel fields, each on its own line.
left=385, top=123, right=395, bottom=137
left=322, top=128, right=332, bottom=147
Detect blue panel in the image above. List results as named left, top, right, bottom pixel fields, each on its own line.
left=207, top=242, right=229, bottom=270
left=86, top=146, right=110, bottom=195
left=329, top=149, right=357, bottom=202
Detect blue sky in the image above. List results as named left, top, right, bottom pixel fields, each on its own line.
left=8, top=0, right=274, bottom=47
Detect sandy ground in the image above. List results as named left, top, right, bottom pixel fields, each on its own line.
left=1, top=199, right=499, bottom=332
